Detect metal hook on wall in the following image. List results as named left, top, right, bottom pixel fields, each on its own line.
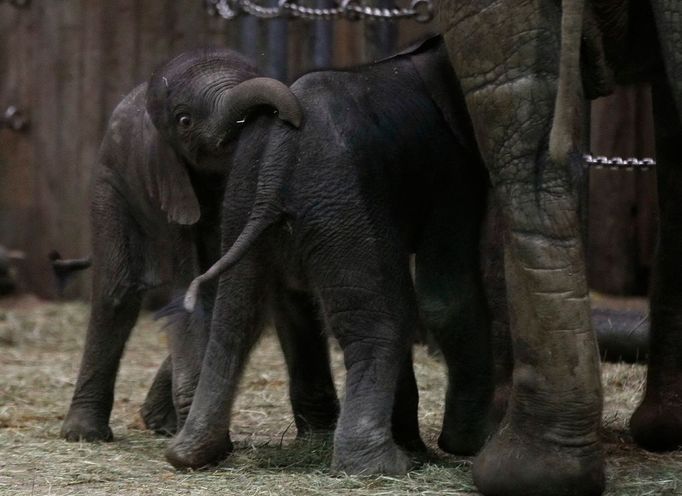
left=1, top=106, right=30, bottom=133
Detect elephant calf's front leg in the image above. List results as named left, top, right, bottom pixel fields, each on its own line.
left=61, top=289, right=142, bottom=441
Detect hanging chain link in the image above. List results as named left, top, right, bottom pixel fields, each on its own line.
left=205, top=0, right=433, bottom=23
left=583, top=154, right=656, bottom=171
left=0, top=0, right=30, bottom=8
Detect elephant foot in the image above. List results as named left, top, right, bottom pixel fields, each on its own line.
left=293, top=405, right=338, bottom=439
left=438, top=425, right=488, bottom=456
left=140, top=356, right=177, bottom=436
left=61, top=408, right=114, bottom=442
left=294, top=428, right=334, bottom=447
left=140, top=400, right=177, bottom=437
left=165, top=429, right=234, bottom=470
left=630, top=390, right=682, bottom=451
left=332, top=436, right=412, bottom=475
left=472, top=423, right=605, bottom=496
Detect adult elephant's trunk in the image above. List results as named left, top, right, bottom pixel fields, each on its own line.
left=549, top=0, right=585, bottom=163
left=183, top=151, right=286, bottom=312
left=216, top=77, right=302, bottom=142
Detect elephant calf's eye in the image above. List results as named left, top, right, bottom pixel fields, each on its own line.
left=177, top=114, right=192, bottom=128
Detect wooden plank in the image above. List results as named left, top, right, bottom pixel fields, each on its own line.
left=29, top=0, right=64, bottom=298
left=206, top=7, right=239, bottom=49
left=102, top=0, right=139, bottom=115
left=136, top=0, right=173, bottom=82
left=363, top=0, right=398, bottom=61
left=0, top=4, right=37, bottom=293
left=333, top=21, right=363, bottom=67
left=69, top=0, right=108, bottom=298
left=52, top=0, right=87, bottom=298
left=171, top=0, right=210, bottom=54
left=266, top=19, right=289, bottom=81
left=312, top=1, right=334, bottom=69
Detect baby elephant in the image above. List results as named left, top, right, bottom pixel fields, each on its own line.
left=168, top=36, right=493, bottom=474
left=60, top=47, right=328, bottom=443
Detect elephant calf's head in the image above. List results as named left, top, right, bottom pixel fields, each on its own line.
left=138, top=48, right=302, bottom=226
left=146, top=48, right=302, bottom=173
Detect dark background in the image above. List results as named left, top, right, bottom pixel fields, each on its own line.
left=0, top=0, right=657, bottom=299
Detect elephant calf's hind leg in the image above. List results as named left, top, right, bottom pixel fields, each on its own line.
left=140, top=355, right=177, bottom=436
left=273, top=288, right=339, bottom=437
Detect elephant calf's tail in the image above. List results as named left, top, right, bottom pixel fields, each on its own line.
left=183, top=110, right=296, bottom=313
left=183, top=204, right=281, bottom=312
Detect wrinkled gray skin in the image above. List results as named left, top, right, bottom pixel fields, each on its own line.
left=60, top=48, right=315, bottom=443
left=165, top=37, right=494, bottom=473
left=435, top=1, right=682, bottom=495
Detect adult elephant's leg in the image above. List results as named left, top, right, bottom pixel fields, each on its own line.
left=630, top=76, right=682, bottom=451
left=415, top=158, right=493, bottom=456
left=437, top=2, right=604, bottom=495
left=61, top=187, right=144, bottom=442
left=272, top=287, right=339, bottom=436
left=165, top=254, right=267, bottom=469
left=140, top=355, right=177, bottom=436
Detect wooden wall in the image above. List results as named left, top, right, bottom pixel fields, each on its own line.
left=587, top=85, right=658, bottom=296
left=1, top=1, right=657, bottom=300
left=0, top=1, right=433, bottom=299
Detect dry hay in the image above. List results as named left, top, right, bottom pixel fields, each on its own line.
left=0, top=298, right=680, bottom=495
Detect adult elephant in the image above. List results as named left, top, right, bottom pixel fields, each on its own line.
left=59, top=48, right=339, bottom=443
left=434, top=1, right=681, bottom=495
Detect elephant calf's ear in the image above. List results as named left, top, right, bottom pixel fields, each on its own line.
left=143, top=114, right=201, bottom=225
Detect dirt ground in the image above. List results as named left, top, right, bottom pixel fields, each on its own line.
left=0, top=296, right=680, bottom=495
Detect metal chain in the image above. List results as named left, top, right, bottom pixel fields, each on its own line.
left=583, top=154, right=656, bottom=171
left=0, top=0, right=30, bottom=8
left=206, top=0, right=433, bottom=22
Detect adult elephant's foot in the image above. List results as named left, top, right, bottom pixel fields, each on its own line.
left=60, top=408, right=113, bottom=442
left=491, top=382, right=510, bottom=423
left=472, top=423, right=605, bottom=496
left=165, top=428, right=234, bottom=470
left=332, top=435, right=412, bottom=475
left=630, top=390, right=682, bottom=451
